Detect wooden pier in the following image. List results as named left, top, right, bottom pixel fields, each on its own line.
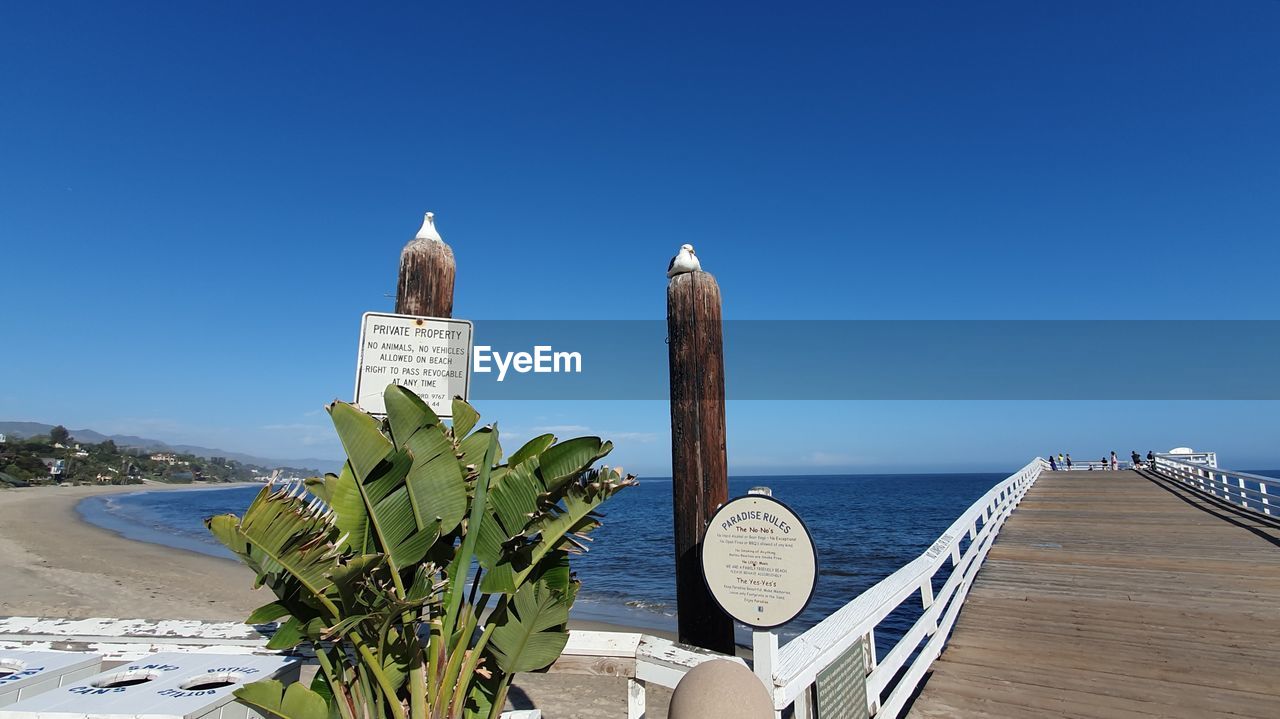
left=908, top=469, right=1280, bottom=718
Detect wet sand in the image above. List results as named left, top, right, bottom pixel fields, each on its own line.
left=0, top=483, right=675, bottom=717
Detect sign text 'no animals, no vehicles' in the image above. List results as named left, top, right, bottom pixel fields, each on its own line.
left=353, top=312, right=473, bottom=418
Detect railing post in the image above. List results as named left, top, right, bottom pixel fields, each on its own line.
left=627, top=679, right=647, bottom=719
left=793, top=687, right=813, bottom=719
left=1156, top=456, right=1278, bottom=518
left=865, top=631, right=880, bottom=715
left=921, top=580, right=937, bottom=635
left=752, top=630, right=781, bottom=719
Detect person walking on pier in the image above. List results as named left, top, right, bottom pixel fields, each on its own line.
left=1110, top=451, right=1118, bottom=470
left=1059, top=452, right=1065, bottom=468
left=1147, top=450, right=1155, bottom=468
left=1066, top=453, right=1073, bottom=470
left=1049, top=455, right=1058, bottom=471
left=1132, top=450, right=1141, bottom=468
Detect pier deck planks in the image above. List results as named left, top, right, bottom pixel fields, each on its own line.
left=907, top=470, right=1280, bottom=718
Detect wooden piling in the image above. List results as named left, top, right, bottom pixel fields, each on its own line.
left=667, top=270, right=735, bottom=654
left=396, top=212, right=456, bottom=317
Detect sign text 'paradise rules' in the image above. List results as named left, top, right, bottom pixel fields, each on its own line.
left=354, top=312, right=473, bottom=418
left=701, top=494, right=818, bottom=629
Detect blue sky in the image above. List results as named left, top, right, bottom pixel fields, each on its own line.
left=2, top=1, right=1277, bottom=473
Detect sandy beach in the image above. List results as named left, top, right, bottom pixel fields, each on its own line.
left=0, top=483, right=674, bottom=717
left=0, top=483, right=264, bottom=620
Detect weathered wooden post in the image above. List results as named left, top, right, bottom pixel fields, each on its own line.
left=668, top=268, right=735, bottom=653
left=397, top=211, right=456, bottom=317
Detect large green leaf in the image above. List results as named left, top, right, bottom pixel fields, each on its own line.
left=486, top=460, right=542, bottom=545
left=383, top=383, right=439, bottom=450
left=389, top=517, right=439, bottom=567
left=400, top=414, right=467, bottom=535
left=373, top=485, right=418, bottom=550
left=325, top=467, right=371, bottom=555
left=206, top=485, right=339, bottom=601
left=441, top=428, right=499, bottom=645
left=538, top=437, right=612, bottom=492
left=235, top=679, right=330, bottom=719
left=506, top=434, right=554, bottom=468
left=474, top=460, right=542, bottom=593
left=465, top=674, right=499, bottom=719
left=450, top=398, right=480, bottom=440
left=486, top=581, right=571, bottom=674
left=246, top=601, right=291, bottom=625
left=458, top=426, right=501, bottom=471
left=483, top=467, right=635, bottom=593
left=333, top=390, right=461, bottom=586
left=329, top=402, right=393, bottom=482
left=266, top=616, right=308, bottom=650
left=326, top=434, right=421, bottom=586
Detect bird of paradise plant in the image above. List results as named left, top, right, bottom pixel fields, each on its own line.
left=207, top=385, right=636, bottom=718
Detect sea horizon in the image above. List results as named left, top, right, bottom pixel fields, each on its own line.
left=75, top=470, right=1015, bottom=644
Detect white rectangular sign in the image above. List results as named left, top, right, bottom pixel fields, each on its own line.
left=353, top=312, right=473, bottom=418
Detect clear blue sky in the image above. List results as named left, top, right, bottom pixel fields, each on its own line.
left=2, top=1, right=1277, bottom=472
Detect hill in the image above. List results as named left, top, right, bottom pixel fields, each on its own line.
left=0, top=421, right=335, bottom=475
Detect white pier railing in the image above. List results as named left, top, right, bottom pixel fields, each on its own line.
left=1150, top=454, right=1277, bottom=516
left=1060, top=459, right=1126, bottom=471
left=756, top=457, right=1047, bottom=719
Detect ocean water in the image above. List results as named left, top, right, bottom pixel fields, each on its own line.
left=77, top=473, right=1011, bottom=645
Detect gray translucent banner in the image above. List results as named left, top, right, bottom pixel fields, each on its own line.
left=454, top=320, right=1280, bottom=400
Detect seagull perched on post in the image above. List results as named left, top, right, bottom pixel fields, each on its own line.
left=666, top=244, right=701, bottom=278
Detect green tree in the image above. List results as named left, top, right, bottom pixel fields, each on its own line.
left=3, top=464, right=31, bottom=481
left=99, top=439, right=117, bottom=454
left=49, top=425, right=70, bottom=445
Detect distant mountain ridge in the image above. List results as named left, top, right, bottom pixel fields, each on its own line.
left=0, top=421, right=337, bottom=474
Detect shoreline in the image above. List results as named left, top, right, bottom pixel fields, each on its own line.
left=0, top=483, right=264, bottom=620
left=0, top=483, right=672, bottom=638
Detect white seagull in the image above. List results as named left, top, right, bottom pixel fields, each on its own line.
left=666, top=244, right=701, bottom=278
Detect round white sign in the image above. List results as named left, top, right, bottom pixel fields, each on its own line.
left=701, top=494, right=818, bottom=629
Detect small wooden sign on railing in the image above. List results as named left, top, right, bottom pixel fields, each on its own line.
left=814, top=637, right=869, bottom=719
